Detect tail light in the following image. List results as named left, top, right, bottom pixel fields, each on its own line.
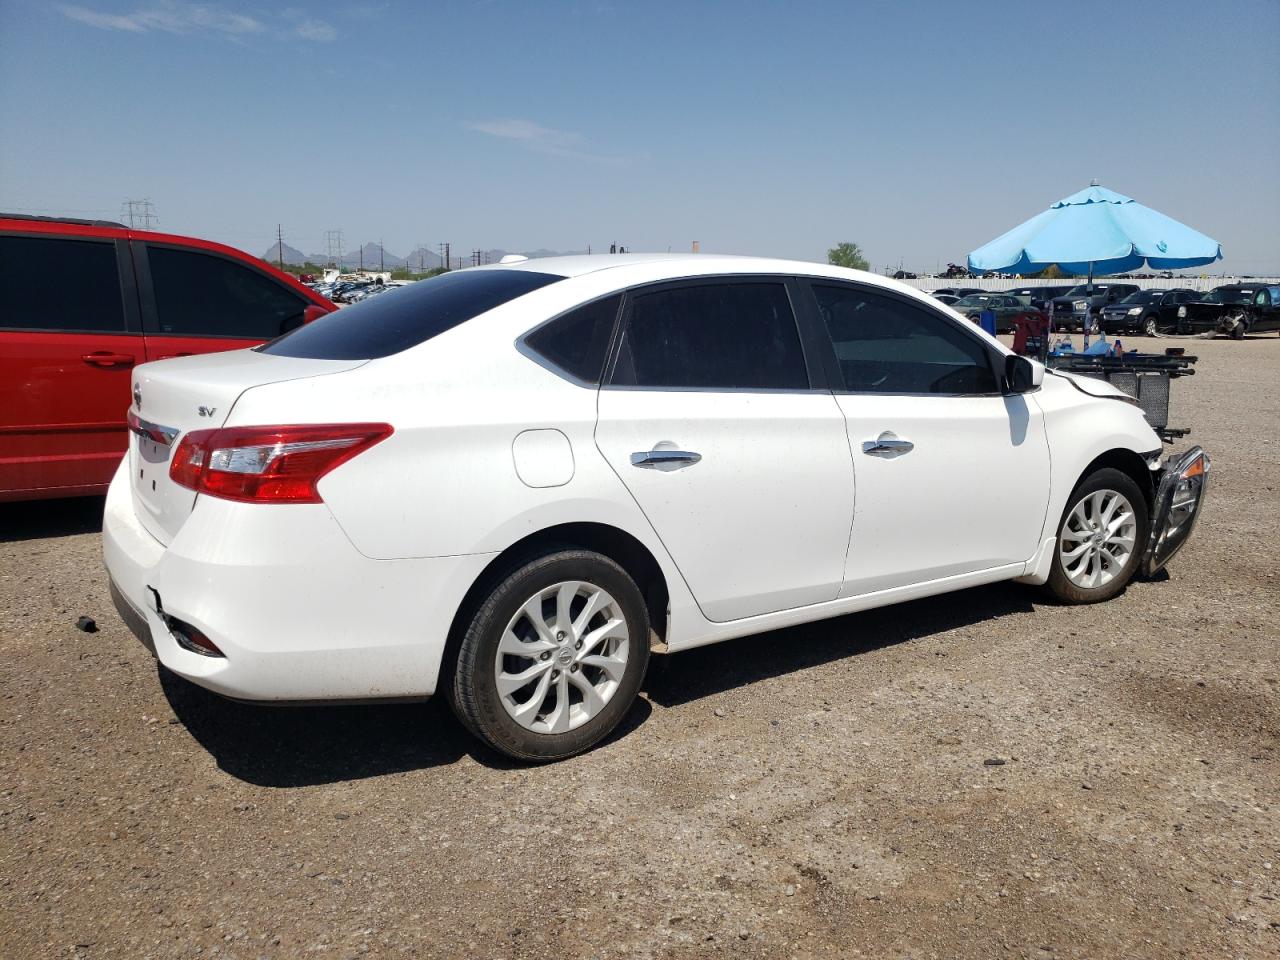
left=170, top=423, right=393, bottom=503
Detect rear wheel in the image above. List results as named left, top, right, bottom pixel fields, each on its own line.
left=1144, top=315, right=1159, bottom=337
left=449, top=550, right=650, bottom=762
left=1046, top=468, right=1150, bottom=604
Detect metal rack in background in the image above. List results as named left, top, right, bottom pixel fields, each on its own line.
left=1047, top=351, right=1198, bottom=441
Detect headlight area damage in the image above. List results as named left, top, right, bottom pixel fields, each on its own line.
left=1143, top=447, right=1209, bottom=577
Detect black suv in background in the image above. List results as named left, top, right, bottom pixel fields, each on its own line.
left=1100, top=288, right=1201, bottom=336
left=1006, top=285, right=1074, bottom=312
left=1048, top=283, right=1140, bottom=332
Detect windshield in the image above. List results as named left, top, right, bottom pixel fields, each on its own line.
left=1119, top=290, right=1167, bottom=304
left=1201, top=287, right=1253, bottom=304
left=1065, top=284, right=1108, bottom=297
left=260, top=269, right=564, bottom=360
left=953, top=295, right=992, bottom=307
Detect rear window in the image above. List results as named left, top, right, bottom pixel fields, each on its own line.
left=260, top=269, right=563, bottom=360
left=0, top=234, right=125, bottom=332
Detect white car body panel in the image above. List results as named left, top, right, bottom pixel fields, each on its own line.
left=102, top=254, right=1167, bottom=704
left=835, top=392, right=1051, bottom=596
left=595, top=388, right=854, bottom=622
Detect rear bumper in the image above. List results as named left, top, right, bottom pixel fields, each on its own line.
left=101, top=460, right=496, bottom=702
left=1141, top=446, right=1209, bottom=577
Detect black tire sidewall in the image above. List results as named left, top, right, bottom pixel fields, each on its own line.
left=451, top=550, right=650, bottom=762
left=1047, top=468, right=1150, bottom=605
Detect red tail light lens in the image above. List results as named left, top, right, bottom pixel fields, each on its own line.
left=169, top=423, right=393, bottom=503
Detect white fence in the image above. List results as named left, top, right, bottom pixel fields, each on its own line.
left=902, top=276, right=1279, bottom=294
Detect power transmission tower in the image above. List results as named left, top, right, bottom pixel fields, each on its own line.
left=276, top=224, right=284, bottom=270
left=324, top=230, right=344, bottom=268
left=417, top=242, right=426, bottom=274
left=121, top=198, right=157, bottom=229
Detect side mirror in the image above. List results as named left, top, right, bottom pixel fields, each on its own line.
left=1004, top=354, right=1043, bottom=393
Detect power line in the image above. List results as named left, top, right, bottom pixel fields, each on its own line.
left=121, top=198, right=157, bottom=230
left=324, top=229, right=344, bottom=268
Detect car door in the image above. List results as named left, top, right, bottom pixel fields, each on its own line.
left=133, top=241, right=314, bottom=361
left=593, top=278, right=855, bottom=623
left=0, top=231, right=145, bottom=498
left=799, top=280, right=1051, bottom=597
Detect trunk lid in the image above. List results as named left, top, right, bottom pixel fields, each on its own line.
left=128, top=349, right=365, bottom=545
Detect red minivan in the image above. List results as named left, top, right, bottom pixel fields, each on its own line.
left=0, top=214, right=336, bottom=502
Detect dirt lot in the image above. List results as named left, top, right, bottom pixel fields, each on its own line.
left=2, top=334, right=1277, bottom=960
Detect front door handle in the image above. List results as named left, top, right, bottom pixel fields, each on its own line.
left=862, top=432, right=914, bottom=456
left=630, top=449, right=702, bottom=469
left=82, top=351, right=136, bottom=367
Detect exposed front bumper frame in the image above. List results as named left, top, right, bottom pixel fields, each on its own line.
left=1141, top=446, right=1209, bottom=578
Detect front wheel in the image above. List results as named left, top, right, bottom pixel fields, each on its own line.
left=1046, top=468, right=1150, bottom=604
left=449, top=550, right=650, bottom=762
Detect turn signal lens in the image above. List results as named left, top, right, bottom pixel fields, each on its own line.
left=169, top=423, right=393, bottom=503
left=1180, top=455, right=1205, bottom=479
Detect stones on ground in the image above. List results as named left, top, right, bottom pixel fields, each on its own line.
left=334, top=812, right=350, bottom=820
left=713, top=707, right=725, bottom=718
left=75, top=616, right=97, bottom=633
left=784, top=884, right=796, bottom=897
left=983, top=758, right=1006, bottom=766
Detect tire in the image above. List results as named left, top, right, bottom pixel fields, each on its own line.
left=448, top=549, right=650, bottom=762
left=1046, top=468, right=1150, bottom=605
left=1143, top=315, right=1158, bottom=337
left=1230, top=319, right=1246, bottom=340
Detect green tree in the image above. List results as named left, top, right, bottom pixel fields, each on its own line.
left=827, top=242, right=869, bottom=271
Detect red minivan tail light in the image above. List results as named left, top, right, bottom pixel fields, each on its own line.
left=170, top=423, right=393, bottom=503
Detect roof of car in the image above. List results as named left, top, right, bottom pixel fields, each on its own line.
left=1, top=212, right=127, bottom=228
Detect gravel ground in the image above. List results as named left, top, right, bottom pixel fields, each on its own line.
left=2, top=334, right=1277, bottom=960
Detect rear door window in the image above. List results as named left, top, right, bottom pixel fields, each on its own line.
left=810, top=283, right=999, bottom=395
left=0, top=234, right=125, bottom=332
left=609, top=281, right=809, bottom=390
left=146, top=245, right=308, bottom=339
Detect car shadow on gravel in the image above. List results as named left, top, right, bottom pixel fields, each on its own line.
left=0, top=496, right=104, bottom=543
left=644, top=582, right=1036, bottom=707
left=159, top=666, right=654, bottom=784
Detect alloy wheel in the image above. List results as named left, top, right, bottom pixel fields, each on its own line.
left=1059, top=489, right=1137, bottom=589
left=493, top=581, right=630, bottom=735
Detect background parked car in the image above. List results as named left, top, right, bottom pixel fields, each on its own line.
left=1179, top=284, right=1280, bottom=338
left=1048, top=283, right=1140, bottom=332
left=1005, top=285, right=1074, bottom=312
left=931, top=286, right=984, bottom=299
left=0, top=214, right=336, bottom=501
left=948, top=293, right=1043, bottom=333
left=932, top=293, right=962, bottom=306
left=1099, top=288, right=1201, bottom=336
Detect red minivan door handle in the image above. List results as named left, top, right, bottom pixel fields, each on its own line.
left=81, top=351, right=136, bottom=367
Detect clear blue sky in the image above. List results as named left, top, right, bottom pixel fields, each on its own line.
left=3, top=0, right=1278, bottom=274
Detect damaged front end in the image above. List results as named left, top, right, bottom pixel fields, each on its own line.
left=1142, top=447, right=1210, bottom=578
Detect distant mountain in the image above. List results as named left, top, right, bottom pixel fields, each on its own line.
left=261, top=241, right=309, bottom=266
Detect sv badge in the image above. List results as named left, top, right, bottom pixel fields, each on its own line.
left=198, top=406, right=217, bottom=418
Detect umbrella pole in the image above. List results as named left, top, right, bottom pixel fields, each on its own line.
left=1082, top=261, right=1094, bottom=348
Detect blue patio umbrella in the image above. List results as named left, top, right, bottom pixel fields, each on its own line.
left=967, top=182, right=1222, bottom=345
left=967, top=182, right=1222, bottom=277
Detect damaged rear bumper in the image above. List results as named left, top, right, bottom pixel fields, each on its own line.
left=1142, top=446, right=1209, bottom=577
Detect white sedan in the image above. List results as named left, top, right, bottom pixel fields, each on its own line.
left=104, top=255, right=1208, bottom=760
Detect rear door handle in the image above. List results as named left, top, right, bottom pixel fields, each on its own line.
left=82, top=351, right=136, bottom=367
left=630, top=449, right=702, bottom=469
left=862, top=432, right=914, bottom=456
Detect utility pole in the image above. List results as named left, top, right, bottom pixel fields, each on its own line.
left=444, top=242, right=451, bottom=272
left=379, top=239, right=385, bottom=273
left=276, top=224, right=284, bottom=271
left=359, top=243, right=364, bottom=272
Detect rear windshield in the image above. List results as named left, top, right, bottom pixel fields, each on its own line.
left=259, top=269, right=563, bottom=360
